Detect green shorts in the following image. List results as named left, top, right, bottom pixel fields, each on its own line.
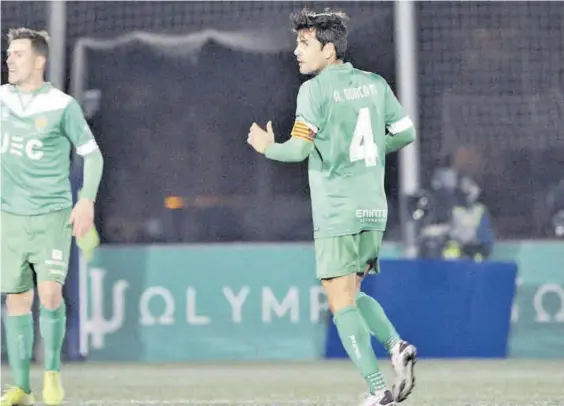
left=314, top=230, right=384, bottom=280
left=1, top=208, right=72, bottom=293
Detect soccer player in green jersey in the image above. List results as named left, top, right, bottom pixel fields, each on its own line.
left=247, top=9, right=417, bottom=406
left=1, top=28, right=104, bottom=406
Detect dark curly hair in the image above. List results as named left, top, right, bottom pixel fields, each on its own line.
left=290, top=8, right=350, bottom=60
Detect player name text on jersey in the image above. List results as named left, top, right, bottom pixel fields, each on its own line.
left=333, top=84, right=378, bottom=103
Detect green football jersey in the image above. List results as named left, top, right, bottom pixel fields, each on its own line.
left=1, top=82, right=98, bottom=215
left=295, top=63, right=412, bottom=238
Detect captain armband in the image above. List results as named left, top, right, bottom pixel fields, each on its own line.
left=291, top=120, right=317, bottom=142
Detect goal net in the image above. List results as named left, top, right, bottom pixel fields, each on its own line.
left=417, top=2, right=564, bottom=238
left=68, top=2, right=396, bottom=244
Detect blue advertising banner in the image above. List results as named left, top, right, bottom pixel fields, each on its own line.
left=324, top=260, right=518, bottom=359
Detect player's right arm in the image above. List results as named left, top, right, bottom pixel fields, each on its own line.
left=265, top=80, right=322, bottom=162
left=382, top=80, right=416, bottom=154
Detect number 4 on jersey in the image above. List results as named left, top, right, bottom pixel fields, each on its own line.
left=349, top=107, right=378, bottom=167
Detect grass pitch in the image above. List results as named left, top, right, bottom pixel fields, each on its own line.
left=1, top=359, right=563, bottom=405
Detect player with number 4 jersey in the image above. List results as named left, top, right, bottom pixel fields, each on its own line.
left=247, top=8, right=417, bottom=406
left=295, top=60, right=412, bottom=240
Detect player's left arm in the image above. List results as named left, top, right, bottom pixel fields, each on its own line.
left=62, top=99, right=104, bottom=203
left=263, top=80, right=321, bottom=163
left=383, top=80, right=416, bottom=154
left=263, top=121, right=315, bottom=163
left=62, top=98, right=104, bottom=238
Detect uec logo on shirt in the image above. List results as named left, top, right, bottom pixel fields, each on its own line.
left=1, top=132, right=44, bottom=160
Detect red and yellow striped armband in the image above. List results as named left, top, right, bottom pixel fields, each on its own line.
left=291, top=120, right=316, bottom=142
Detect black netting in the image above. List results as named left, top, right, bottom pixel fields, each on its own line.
left=418, top=2, right=564, bottom=238
left=4, top=2, right=563, bottom=241
left=65, top=1, right=388, bottom=40
left=0, top=1, right=46, bottom=36
left=70, top=2, right=397, bottom=243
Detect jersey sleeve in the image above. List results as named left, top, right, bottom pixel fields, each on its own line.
left=291, top=80, right=323, bottom=142
left=384, top=81, right=413, bottom=135
left=62, top=99, right=99, bottom=156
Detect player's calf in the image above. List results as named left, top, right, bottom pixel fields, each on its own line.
left=37, top=280, right=66, bottom=393
left=3, top=290, right=35, bottom=397
left=356, top=273, right=402, bottom=353
left=322, top=275, right=391, bottom=397
left=355, top=273, right=417, bottom=403
left=356, top=271, right=417, bottom=403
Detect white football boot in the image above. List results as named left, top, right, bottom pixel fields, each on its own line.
left=358, top=389, right=396, bottom=406
left=391, top=340, right=417, bottom=402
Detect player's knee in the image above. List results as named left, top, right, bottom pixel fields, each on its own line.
left=321, top=275, right=357, bottom=313
left=6, top=289, right=34, bottom=315
left=38, top=281, right=63, bottom=310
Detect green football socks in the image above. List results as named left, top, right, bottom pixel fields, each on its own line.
left=333, top=306, right=386, bottom=394
left=40, top=301, right=66, bottom=372
left=5, top=313, right=34, bottom=393
left=357, top=292, right=401, bottom=353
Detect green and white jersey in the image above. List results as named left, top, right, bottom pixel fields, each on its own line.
left=1, top=82, right=98, bottom=215
left=293, top=63, right=412, bottom=238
